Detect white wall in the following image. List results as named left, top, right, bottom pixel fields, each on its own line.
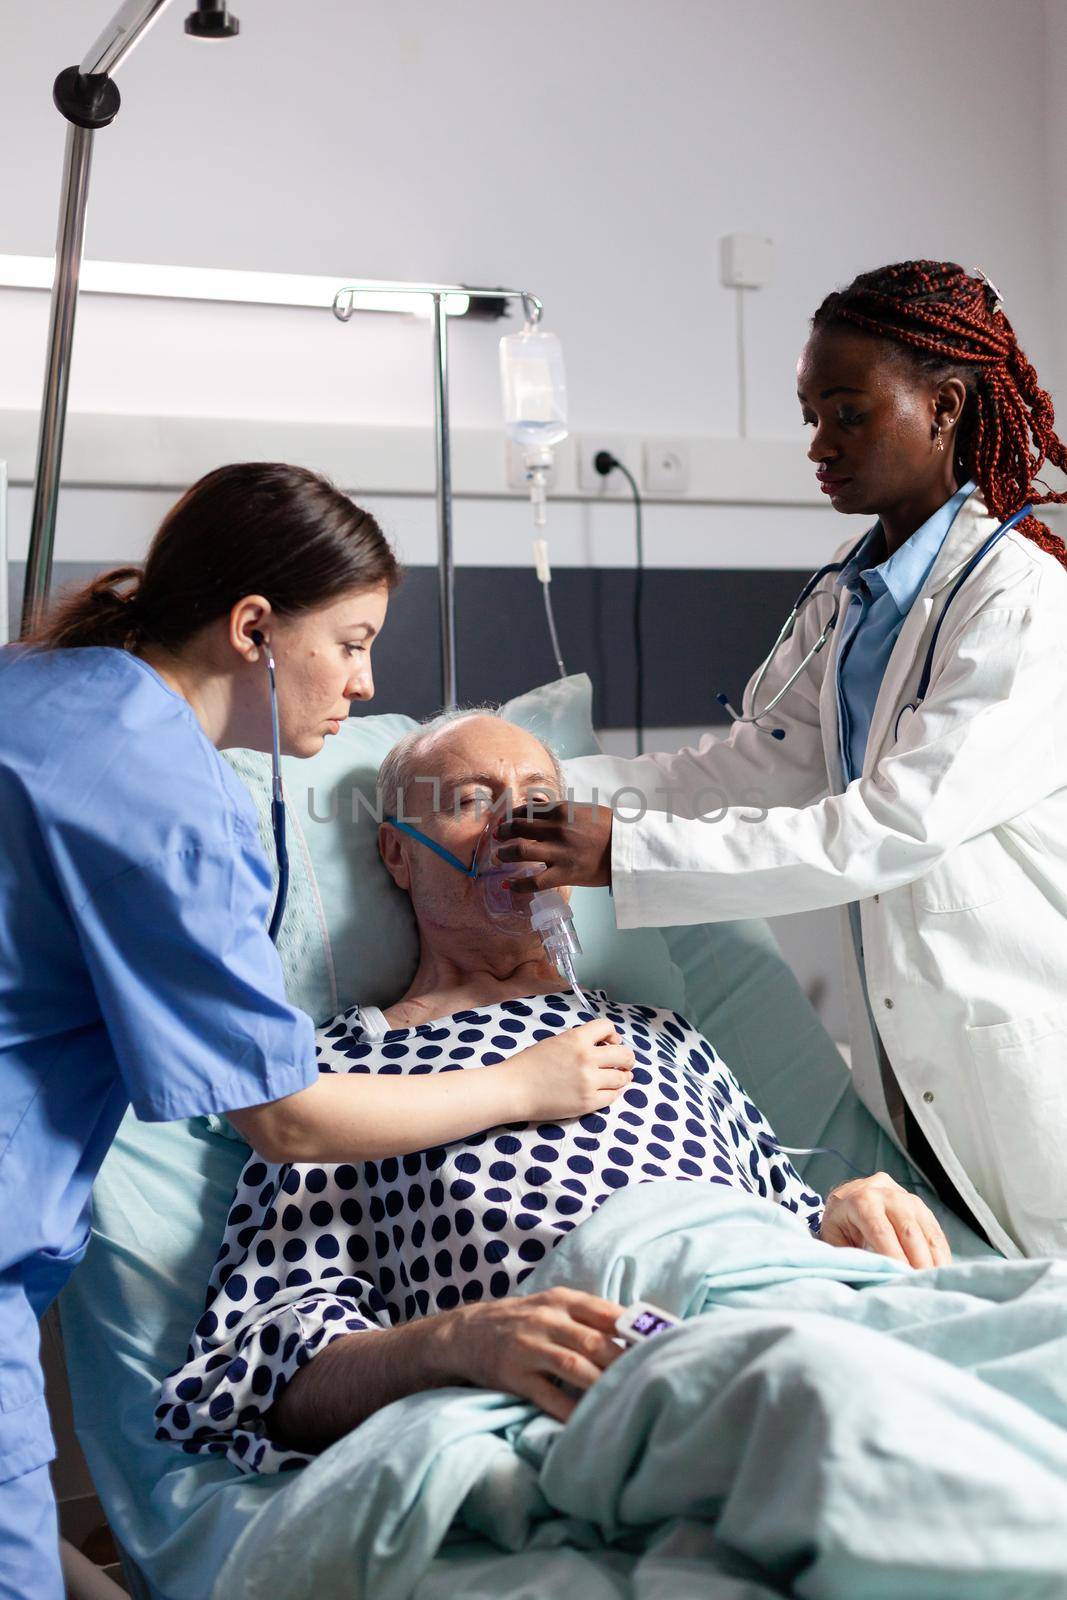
left=1041, top=0, right=1067, bottom=410
left=0, top=0, right=1059, bottom=438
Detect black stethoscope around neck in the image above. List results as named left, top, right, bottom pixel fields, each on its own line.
left=716, top=503, right=1032, bottom=743
left=250, top=628, right=289, bottom=944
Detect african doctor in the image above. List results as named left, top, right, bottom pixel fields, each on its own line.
left=496, top=259, right=1067, bottom=1264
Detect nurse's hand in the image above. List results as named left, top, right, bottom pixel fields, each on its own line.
left=493, top=801, right=614, bottom=891
left=818, top=1172, right=952, bottom=1269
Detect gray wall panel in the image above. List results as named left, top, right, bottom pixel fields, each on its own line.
left=7, top=562, right=806, bottom=728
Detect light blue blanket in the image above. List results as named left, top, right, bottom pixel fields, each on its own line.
left=214, top=1184, right=1067, bottom=1600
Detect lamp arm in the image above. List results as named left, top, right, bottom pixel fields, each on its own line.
left=21, top=0, right=195, bottom=636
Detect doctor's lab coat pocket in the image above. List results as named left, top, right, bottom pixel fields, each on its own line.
left=965, top=1001, right=1067, bottom=1256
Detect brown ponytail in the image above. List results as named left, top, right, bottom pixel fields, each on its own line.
left=25, top=462, right=401, bottom=652
left=31, top=566, right=149, bottom=652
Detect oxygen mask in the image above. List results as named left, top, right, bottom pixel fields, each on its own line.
left=472, top=817, right=591, bottom=1010
left=383, top=810, right=593, bottom=1013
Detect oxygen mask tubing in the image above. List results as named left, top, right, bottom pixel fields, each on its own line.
left=385, top=810, right=591, bottom=1012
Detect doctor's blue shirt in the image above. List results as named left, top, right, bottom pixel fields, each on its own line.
left=834, top=479, right=976, bottom=781
left=0, top=646, right=315, bottom=1477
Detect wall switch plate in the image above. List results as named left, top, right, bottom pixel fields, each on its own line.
left=642, top=438, right=691, bottom=495
left=720, top=232, right=774, bottom=289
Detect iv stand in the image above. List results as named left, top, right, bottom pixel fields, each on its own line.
left=333, top=284, right=543, bottom=709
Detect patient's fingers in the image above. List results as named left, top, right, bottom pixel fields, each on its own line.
left=844, top=1194, right=909, bottom=1262
left=538, top=1341, right=607, bottom=1394
left=860, top=1216, right=910, bottom=1263
left=926, top=1221, right=953, bottom=1268
left=524, top=1374, right=576, bottom=1424
left=548, top=1313, right=623, bottom=1372
left=889, top=1205, right=935, bottom=1270
left=546, top=1287, right=624, bottom=1332
left=820, top=1175, right=956, bottom=1270
left=917, top=1204, right=952, bottom=1267
left=890, top=1195, right=952, bottom=1270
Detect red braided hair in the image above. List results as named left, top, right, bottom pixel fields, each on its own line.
left=811, top=260, right=1067, bottom=572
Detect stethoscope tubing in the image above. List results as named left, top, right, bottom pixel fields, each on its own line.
left=718, top=534, right=869, bottom=734
left=725, top=505, right=1031, bottom=741
left=262, top=645, right=289, bottom=945
left=893, top=503, right=1031, bottom=736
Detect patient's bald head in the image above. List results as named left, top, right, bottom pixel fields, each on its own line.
left=377, top=712, right=565, bottom=945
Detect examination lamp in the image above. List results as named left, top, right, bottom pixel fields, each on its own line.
left=184, top=1, right=240, bottom=38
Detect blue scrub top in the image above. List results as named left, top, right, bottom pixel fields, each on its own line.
left=0, top=646, right=316, bottom=1477
left=834, top=479, right=977, bottom=781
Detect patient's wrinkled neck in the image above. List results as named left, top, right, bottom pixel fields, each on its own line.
left=384, top=924, right=564, bottom=1030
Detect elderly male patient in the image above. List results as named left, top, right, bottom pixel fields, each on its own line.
left=155, top=712, right=948, bottom=1474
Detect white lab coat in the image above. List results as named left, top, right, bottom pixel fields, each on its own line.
left=598, top=487, right=1067, bottom=1258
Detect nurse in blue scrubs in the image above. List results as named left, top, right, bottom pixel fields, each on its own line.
left=0, top=462, right=399, bottom=1599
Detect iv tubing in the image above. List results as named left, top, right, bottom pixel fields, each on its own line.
left=533, top=539, right=567, bottom=678
left=541, top=584, right=567, bottom=679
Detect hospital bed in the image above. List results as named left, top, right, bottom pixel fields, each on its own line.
left=58, top=675, right=992, bottom=1599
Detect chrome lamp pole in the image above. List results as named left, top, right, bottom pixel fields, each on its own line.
left=20, top=0, right=542, bottom=717
left=21, top=0, right=238, bottom=637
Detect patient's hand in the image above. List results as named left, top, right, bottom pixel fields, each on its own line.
left=441, top=1286, right=625, bottom=1423
left=510, top=1018, right=635, bottom=1122
left=818, top=1173, right=952, bottom=1269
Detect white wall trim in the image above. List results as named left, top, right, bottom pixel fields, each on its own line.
left=0, top=409, right=828, bottom=504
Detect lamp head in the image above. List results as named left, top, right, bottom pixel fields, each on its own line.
left=185, top=1, right=240, bottom=38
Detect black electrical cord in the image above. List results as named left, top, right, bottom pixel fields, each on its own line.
left=594, top=451, right=644, bottom=754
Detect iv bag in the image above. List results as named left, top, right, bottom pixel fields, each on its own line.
left=500, top=329, right=568, bottom=451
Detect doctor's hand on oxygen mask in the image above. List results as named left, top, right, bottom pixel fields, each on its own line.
left=492, top=802, right=615, bottom=892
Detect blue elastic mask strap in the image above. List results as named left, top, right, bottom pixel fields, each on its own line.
left=384, top=816, right=478, bottom=876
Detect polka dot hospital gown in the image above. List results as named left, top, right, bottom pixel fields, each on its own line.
left=155, top=989, right=824, bottom=1474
